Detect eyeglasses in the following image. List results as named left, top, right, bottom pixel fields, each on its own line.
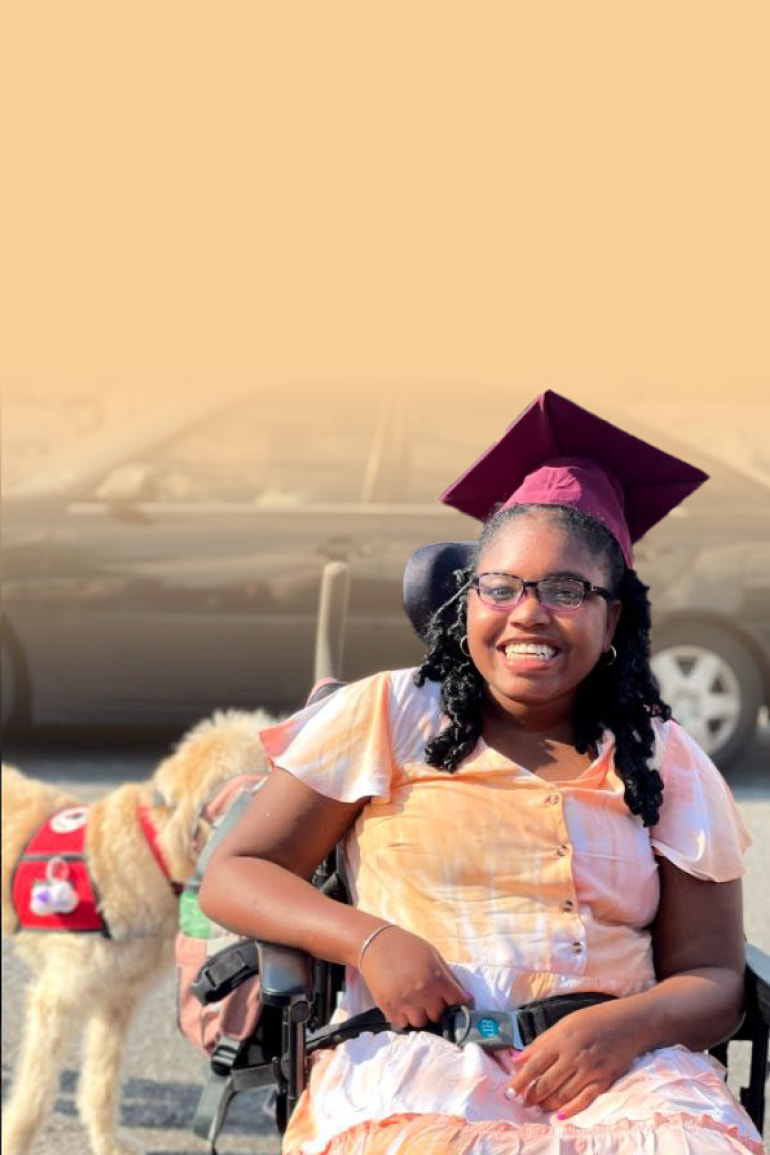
left=471, top=572, right=614, bottom=613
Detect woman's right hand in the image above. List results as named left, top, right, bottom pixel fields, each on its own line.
left=358, top=924, right=473, bottom=1028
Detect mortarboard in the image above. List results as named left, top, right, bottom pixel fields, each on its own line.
left=440, top=391, right=709, bottom=566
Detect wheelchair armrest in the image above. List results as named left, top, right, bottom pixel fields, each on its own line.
left=745, top=943, right=770, bottom=1027
left=256, top=941, right=313, bottom=1007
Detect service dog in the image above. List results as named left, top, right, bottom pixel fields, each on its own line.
left=1, top=708, right=275, bottom=1155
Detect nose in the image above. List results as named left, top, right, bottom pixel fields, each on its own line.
left=508, top=585, right=552, bottom=625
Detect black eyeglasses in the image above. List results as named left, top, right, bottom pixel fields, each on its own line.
left=471, top=572, right=614, bottom=613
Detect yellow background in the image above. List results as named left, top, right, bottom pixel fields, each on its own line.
left=1, top=2, right=768, bottom=426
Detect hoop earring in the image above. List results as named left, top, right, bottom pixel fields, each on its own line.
left=460, top=635, right=471, bottom=658
left=602, top=644, right=617, bottom=667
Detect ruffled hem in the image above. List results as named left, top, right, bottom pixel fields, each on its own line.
left=283, top=1032, right=762, bottom=1155
left=284, top=1110, right=766, bottom=1155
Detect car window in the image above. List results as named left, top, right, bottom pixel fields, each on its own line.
left=401, top=394, right=764, bottom=509
left=115, top=392, right=385, bottom=506
left=399, top=395, right=524, bottom=504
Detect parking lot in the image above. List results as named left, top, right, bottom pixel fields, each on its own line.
left=3, top=391, right=769, bottom=1152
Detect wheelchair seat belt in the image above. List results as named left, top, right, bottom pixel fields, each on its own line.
left=219, top=992, right=619, bottom=1151
left=302, top=992, right=618, bottom=1058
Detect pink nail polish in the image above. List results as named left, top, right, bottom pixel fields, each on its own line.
left=557, top=1110, right=567, bottom=1120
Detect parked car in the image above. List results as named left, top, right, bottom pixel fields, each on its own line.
left=3, top=385, right=769, bottom=769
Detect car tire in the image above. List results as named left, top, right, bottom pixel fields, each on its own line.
left=651, top=622, right=763, bottom=770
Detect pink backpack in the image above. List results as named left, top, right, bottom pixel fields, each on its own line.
left=176, top=774, right=265, bottom=1054
left=176, top=774, right=270, bottom=1147
left=179, top=680, right=347, bottom=1148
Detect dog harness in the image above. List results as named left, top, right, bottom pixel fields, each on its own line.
left=11, top=804, right=182, bottom=935
left=137, top=804, right=184, bottom=898
left=11, top=807, right=108, bottom=934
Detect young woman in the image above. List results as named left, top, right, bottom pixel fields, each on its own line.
left=200, top=394, right=763, bottom=1154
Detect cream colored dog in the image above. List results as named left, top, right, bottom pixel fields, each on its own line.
left=1, top=708, right=275, bottom=1155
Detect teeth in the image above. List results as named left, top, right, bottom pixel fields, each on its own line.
left=504, top=643, right=557, bottom=659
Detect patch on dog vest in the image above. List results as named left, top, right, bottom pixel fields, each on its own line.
left=11, top=808, right=109, bottom=934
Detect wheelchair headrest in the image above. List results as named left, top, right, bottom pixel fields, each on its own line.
left=403, top=541, right=476, bottom=642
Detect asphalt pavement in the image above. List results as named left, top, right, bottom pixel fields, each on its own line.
left=2, top=723, right=769, bottom=1155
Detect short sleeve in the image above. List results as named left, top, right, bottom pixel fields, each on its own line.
left=258, top=671, right=394, bottom=803
left=649, top=720, right=753, bottom=882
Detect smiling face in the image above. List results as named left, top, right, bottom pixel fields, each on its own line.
left=466, top=509, right=622, bottom=727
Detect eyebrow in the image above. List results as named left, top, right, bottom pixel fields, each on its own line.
left=480, top=570, right=593, bottom=583
left=544, top=570, right=593, bottom=583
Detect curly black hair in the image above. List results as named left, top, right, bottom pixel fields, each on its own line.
left=414, top=503, right=669, bottom=827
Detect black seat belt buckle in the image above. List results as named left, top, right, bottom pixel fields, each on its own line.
left=443, top=1006, right=523, bottom=1051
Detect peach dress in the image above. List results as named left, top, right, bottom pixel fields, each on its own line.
left=259, top=669, right=763, bottom=1155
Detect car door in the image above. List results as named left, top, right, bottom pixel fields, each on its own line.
left=374, top=391, right=517, bottom=671
left=45, top=389, right=394, bottom=722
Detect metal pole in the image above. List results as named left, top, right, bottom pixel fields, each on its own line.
left=314, top=561, right=351, bottom=683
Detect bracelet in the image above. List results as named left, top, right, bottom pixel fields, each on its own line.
left=357, top=923, right=394, bottom=971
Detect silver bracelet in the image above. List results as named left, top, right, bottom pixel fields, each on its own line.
left=357, top=922, right=394, bottom=971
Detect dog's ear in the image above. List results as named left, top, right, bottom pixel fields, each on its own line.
left=152, top=749, right=201, bottom=882
left=157, top=794, right=199, bottom=883
left=151, top=710, right=276, bottom=883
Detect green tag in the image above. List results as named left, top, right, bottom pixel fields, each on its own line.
left=179, top=889, right=213, bottom=939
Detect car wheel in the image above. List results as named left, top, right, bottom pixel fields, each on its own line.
left=651, top=623, right=763, bottom=768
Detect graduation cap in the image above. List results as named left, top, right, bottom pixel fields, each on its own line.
left=439, top=391, right=709, bottom=567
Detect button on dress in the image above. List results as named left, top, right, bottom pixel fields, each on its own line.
left=259, top=669, right=762, bottom=1155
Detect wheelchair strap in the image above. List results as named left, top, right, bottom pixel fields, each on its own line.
left=304, top=992, right=618, bottom=1056
left=192, top=1035, right=248, bottom=1152
left=509, top=992, right=617, bottom=1047
left=214, top=991, right=620, bottom=1143
left=190, top=939, right=260, bottom=1005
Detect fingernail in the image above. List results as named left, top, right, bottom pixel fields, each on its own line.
left=556, top=1110, right=567, bottom=1120
left=512, top=1050, right=527, bottom=1061
left=504, top=1087, right=517, bottom=1100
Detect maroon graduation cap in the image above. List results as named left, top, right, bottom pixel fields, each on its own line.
left=440, top=391, right=709, bottom=566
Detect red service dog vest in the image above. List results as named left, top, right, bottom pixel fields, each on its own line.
left=11, top=807, right=109, bottom=935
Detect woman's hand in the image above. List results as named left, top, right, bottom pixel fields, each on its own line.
left=506, top=1000, right=642, bottom=1118
left=359, top=924, right=473, bottom=1029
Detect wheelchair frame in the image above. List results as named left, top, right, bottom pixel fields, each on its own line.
left=191, top=558, right=770, bottom=1148
left=191, top=836, right=770, bottom=1147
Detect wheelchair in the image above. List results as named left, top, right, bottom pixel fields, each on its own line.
left=190, top=550, right=770, bottom=1150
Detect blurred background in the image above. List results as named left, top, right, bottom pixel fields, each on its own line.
left=2, top=6, right=770, bottom=1152
left=3, top=379, right=770, bottom=771
left=2, top=0, right=769, bottom=748
left=2, top=2, right=769, bottom=770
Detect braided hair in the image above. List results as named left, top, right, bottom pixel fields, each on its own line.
left=414, top=503, right=669, bottom=827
